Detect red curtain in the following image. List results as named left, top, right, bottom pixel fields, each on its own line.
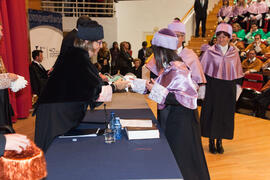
left=0, top=0, right=32, bottom=120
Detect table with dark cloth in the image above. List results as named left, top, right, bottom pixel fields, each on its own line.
left=45, top=93, right=183, bottom=180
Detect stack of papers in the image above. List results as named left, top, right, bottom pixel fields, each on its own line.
left=120, top=119, right=160, bottom=140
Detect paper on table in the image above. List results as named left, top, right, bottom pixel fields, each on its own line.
left=120, top=119, right=153, bottom=128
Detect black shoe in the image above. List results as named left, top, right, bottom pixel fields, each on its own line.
left=209, top=138, right=217, bottom=154
left=216, top=139, right=224, bottom=154
left=202, top=34, right=206, bottom=37
left=195, top=35, right=200, bottom=38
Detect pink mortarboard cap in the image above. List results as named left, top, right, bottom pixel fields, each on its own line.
left=215, top=23, right=232, bottom=38
left=168, top=20, right=186, bottom=34
left=152, top=28, right=178, bottom=50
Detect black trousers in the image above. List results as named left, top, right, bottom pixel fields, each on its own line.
left=195, top=14, right=206, bottom=36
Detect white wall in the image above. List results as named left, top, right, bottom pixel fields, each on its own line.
left=116, top=0, right=219, bottom=57
left=62, top=0, right=220, bottom=58
left=116, top=0, right=194, bottom=57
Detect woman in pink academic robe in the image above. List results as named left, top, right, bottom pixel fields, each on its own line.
left=218, top=0, right=234, bottom=24
left=140, top=28, right=210, bottom=180
left=200, top=23, right=244, bottom=154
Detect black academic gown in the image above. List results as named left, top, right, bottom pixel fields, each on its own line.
left=34, top=47, right=103, bottom=152
left=200, top=75, right=242, bottom=139
left=160, top=93, right=210, bottom=180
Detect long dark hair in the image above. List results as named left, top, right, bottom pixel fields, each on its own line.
left=152, top=45, right=182, bottom=71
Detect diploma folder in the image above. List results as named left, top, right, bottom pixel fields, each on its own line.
left=125, top=125, right=160, bottom=140
left=58, top=128, right=101, bottom=138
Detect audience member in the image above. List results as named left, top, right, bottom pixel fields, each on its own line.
left=138, top=41, right=148, bottom=66
left=230, top=33, right=245, bottom=53
left=217, top=0, right=233, bottom=24
left=94, top=62, right=102, bottom=72
left=247, top=0, right=268, bottom=28
left=253, top=80, right=270, bottom=118
left=242, top=49, right=263, bottom=73
left=29, top=50, right=49, bottom=97
left=245, top=34, right=267, bottom=56
left=200, top=23, right=244, bottom=154
left=233, top=0, right=248, bottom=30
left=209, top=37, right=217, bottom=46
left=131, top=58, right=142, bottom=78
left=194, top=0, right=208, bottom=37
left=110, top=41, right=120, bottom=75
left=245, top=23, right=266, bottom=44
left=126, top=41, right=133, bottom=56
left=118, top=41, right=133, bottom=75
left=232, top=23, right=246, bottom=41
left=97, top=41, right=110, bottom=74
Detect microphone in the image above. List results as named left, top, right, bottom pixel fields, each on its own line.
left=104, top=103, right=109, bottom=128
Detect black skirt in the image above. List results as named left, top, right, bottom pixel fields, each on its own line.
left=200, top=75, right=237, bottom=139
left=0, top=89, right=14, bottom=130
left=161, top=104, right=210, bottom=180
left=34, top=101, right=88, bottom=152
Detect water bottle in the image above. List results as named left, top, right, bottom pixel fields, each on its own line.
left=109, top=112, right=115, bottom=130
left=114, top=117, right=122, bottom=140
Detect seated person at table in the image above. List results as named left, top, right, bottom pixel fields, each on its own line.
left=242, top=49, right=263, bottom=73
left=232, top=23, right=246, bottom=41
left=131, top=58, right=142, bottom=78
left=34, top=19, right=129, bottom=152
left=244, top=34, right=267, bottom=56
left=245, top=23, right=266, bottom=44
left=253, top=80, right=270, bottom=118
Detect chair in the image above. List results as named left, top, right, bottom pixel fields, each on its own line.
left=237, top=73, right=264, bottom=111
left=242, top=73, right=264, bottom=91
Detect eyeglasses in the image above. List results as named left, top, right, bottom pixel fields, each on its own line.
left=97, top=41, right=103, bottom=45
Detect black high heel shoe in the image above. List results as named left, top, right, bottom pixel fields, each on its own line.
left=209, top=138, right=217, bottom=154
left=216, top=139, right=224, bottom=154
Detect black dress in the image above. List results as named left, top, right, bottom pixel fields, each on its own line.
left=160, top=93, right=210, bottom=180
left=200, top=75, right=242, bottom=139
left=34, top=47, right=103, bottom=152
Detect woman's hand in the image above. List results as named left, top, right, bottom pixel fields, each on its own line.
left=146, top=78, right=155, bottom=91
left=8, top=73, right=18, bottom=82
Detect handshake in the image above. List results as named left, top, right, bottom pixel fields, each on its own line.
left=112, top=79, right=130, bottom=91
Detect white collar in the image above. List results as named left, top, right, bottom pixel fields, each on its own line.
left=254, top=41, right=261, bottom=46
left=177, top=46, right=183, bottom=55
left=249, top=57, right=256, bottom=63
left=218, top=44, right=229, bottom=55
